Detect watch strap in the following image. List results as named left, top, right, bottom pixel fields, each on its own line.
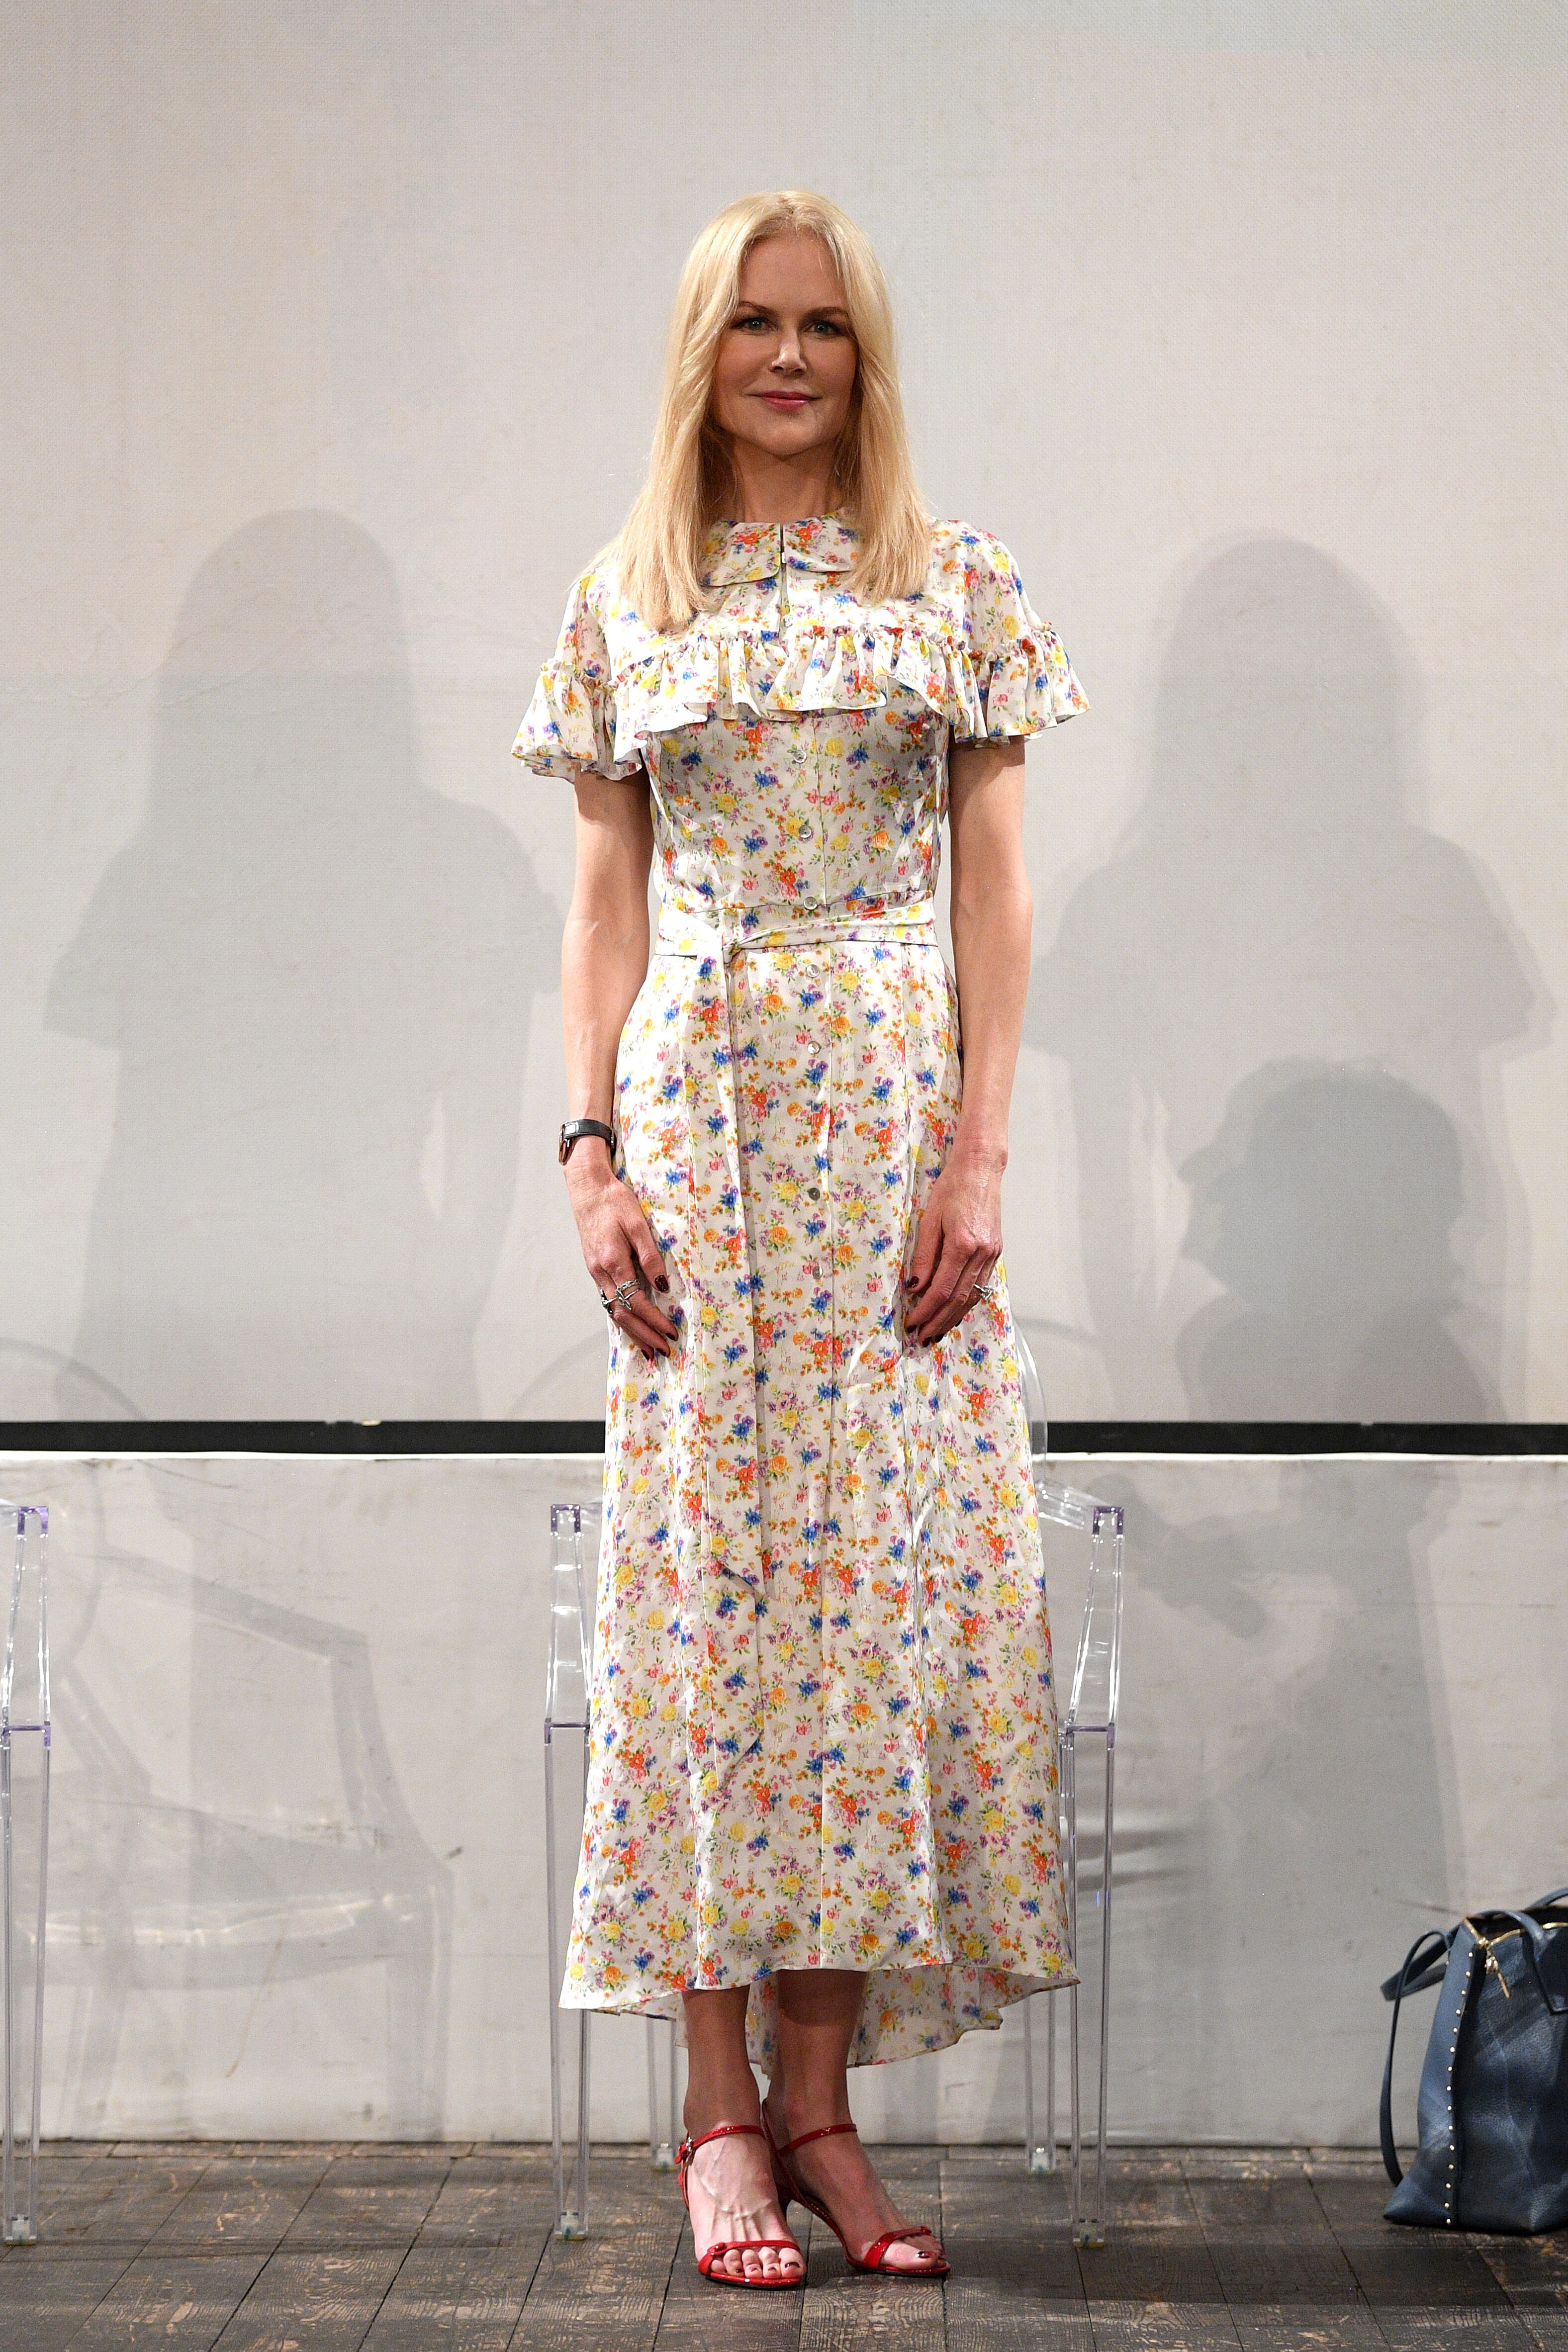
left=559, top=1117, right=616, bottom=1166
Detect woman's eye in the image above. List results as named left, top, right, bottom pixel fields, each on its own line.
left=734, top=314, right=770, bottom=331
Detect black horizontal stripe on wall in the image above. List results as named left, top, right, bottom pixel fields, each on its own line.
left=0, top=1421, right=1564, bottom=1456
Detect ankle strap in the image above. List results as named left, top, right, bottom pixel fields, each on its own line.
left=677, top=2121, right=766, bottom=2165
left=778, top=2120, right=859, bottom=2157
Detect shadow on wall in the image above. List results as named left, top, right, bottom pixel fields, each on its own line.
left=46, top=510, right=559, bottom=1419
left=1180, top=1063, right=1485, bottom=1418
left=1100, top=1456, right=1459, bottom=2142
left=47, top=1471, right=452, bottom=2137
left=1029, top=537, right=1548, bottom=1420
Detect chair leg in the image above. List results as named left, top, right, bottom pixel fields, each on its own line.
left=1067, top=1721, right=1113, bottom=2249
left=1, top=1504, right=48, bottom=2250
left=1021, top=1991, right=1058, bottom=2174
left=646, top=2015, right=676, bottom=2171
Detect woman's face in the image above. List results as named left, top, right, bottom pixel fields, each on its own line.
left=708, top=232, right=859, bottom=473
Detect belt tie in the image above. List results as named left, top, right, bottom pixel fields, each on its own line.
left=651, top=896, right=941, bottom=1808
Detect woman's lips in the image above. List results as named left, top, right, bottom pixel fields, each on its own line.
left=757, top=391, right=813, bottom=409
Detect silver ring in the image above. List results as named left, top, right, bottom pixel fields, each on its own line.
left=598, top=1290, right=615, bottom=1313
left=973, top=1280, right=998, bottom=1303
left=611, top=1278, right=639, bottom=1310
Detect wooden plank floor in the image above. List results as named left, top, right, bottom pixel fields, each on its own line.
left=0, top=2144, right=1562, bottom=2351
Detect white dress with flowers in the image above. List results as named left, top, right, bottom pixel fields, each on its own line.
left=515, top=513, right=1088, bottom=2067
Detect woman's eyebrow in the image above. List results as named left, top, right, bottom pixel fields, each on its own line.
left=731, top=300, right=852, bottom=320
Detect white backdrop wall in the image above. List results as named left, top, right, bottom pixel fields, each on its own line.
left=9, top=1447, right=1563, bottom=2147
left=5, top=1, right=1566, bottom=1423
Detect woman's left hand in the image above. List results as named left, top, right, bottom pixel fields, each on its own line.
left=904, top=1150, right=1003, bottom=1346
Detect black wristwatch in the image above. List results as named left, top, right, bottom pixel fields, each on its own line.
left=558, top=1117, right=616, bottom=1167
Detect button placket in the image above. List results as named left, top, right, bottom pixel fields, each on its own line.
left=809, top=711, right=829, bottom=905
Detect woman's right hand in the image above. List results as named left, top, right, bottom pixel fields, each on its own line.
left=565, top=1146, right=678, bottom=1359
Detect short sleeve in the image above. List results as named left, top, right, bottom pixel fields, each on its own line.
left=951, top=531, right=1089, bottom=742
left=512, top=571, right=641, bottom=780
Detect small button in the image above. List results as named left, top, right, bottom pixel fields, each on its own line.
left=807, top=1185, right=822, bottom=1201
left=797, top=821, right=814, bottom=841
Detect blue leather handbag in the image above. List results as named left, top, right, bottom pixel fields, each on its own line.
left=1380, top=1886, right=1568, bottom=2233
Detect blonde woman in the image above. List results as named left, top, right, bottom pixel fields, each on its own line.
left=516, top=191, right=1087, bottom=2290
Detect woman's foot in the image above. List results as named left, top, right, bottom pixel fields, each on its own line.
left=762, top=2091, right=945, bottom=2273
left=682, top=2122, right=805, bottom=2285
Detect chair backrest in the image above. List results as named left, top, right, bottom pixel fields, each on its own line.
left=1011, top=1332, right=1123, bottom=1741
left=546, top=1503, right=596, bottom=1736
left=1015, top=1326, right=1049, bottom=1468
left=0, top=1504, right=49, bottom=1739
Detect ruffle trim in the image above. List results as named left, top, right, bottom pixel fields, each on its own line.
left=513, top=653, right=644, bottom=781
left=513, top=616, right=1088, bottom=777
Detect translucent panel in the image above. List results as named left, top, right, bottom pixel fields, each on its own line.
left=1016, top=1314, right=1049, bottom=1463
left=1067, top=1511, right=1124, bottom=1739
left=1, top=1502, right=49, bottom=2247
left=546, top=1501, right=594, bottom=1736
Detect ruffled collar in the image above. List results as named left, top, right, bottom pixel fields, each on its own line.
left=700, top=510, right=859, bottom=587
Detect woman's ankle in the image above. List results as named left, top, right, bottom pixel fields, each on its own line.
left=683, top=2079, right=763, bottom=2141
left=766, top=2076, right=853, bottom=2141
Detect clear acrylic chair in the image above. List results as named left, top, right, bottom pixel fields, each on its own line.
left=541, top=1500, right=684, bottom=2239
left=1014, top=1330, right=1124, bottom=2248
left=544, top=1503, right=595, bottom=2238
left=1, top=1502, right=50, bottom=2246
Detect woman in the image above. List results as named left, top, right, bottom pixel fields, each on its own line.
left=516, top=190, right=1087, bottom=2289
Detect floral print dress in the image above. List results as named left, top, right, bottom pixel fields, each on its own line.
left=515, top=512, right=1088, bottom=2067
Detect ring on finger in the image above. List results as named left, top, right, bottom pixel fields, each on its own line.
left=611, top=1277, right=640, bottom=1310
left=973, top=1278, right=998, bottom=1303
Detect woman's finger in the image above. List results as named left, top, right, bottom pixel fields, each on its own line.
left=620, top=1209, right=677, bottom=1328
left=589, top=1222, right=676, bottom=1340
left=623, top=1201, right=669, bottom=1293
left=904, top=1197, right=943, bottom=1298
left=609, top=1295, right=675, bottom=1358
left=906, top=1225, right=976, bottom=1341
left=588, top=1250, right=675, bottom=1357
left=913, top=1243, right=995, bottom=1345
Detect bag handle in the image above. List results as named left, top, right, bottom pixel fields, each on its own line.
left=1379, top=1927, right=1455, bottom=2187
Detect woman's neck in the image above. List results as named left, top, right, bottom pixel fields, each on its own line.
left=727, top=442, right=838, bottom=526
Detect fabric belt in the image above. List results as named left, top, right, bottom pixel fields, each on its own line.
left=646, top=896, right=941, bottom=1805
left=653, top=895, right=940, bottom=961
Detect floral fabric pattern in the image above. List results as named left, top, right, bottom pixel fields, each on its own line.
left=515, top=513, right=1087, bottom=2067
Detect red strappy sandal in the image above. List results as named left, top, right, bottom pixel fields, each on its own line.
left=676, top=2121, right=805, bottom=2289
left=761, top=2107, right=950, bottom=2278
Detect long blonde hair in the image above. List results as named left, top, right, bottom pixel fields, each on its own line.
left=614, top=191, right=930, bottom=635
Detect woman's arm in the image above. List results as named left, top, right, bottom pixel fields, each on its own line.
left=904, top=736, right=1031, bottom=1345
left=562, top=769, right=677, bottom=1358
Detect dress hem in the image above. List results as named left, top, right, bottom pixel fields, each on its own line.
left=557, top=1952, right=1079, bottom=2070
